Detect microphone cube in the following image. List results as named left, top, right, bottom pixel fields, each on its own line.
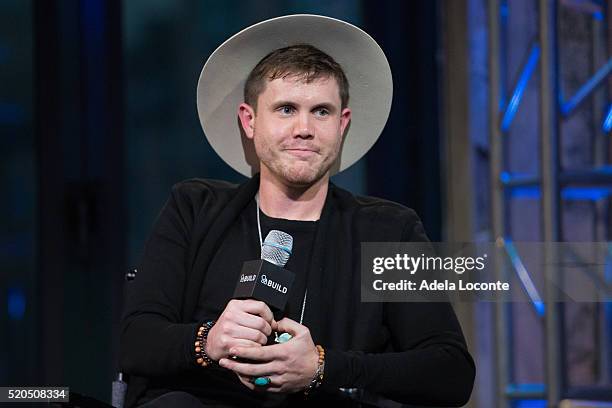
left=233, top=260, right=295, bottom=311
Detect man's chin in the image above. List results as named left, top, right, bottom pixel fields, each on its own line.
left=261, top=160, right=332, bottom=188
left=283, top=175, right=320, bottom=187
left=280, top=169, right=328, bottom=188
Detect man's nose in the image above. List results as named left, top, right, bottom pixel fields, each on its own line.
left=293, top=112, right=314, bottom=139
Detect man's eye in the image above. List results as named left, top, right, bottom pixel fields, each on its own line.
left=279, top=106, right=294, bottom=114
left=314, top=108, right=330, bottom=117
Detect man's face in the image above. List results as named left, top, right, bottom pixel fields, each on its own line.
left=239, top=75, right=351, bottom=187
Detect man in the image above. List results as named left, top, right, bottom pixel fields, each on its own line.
left=120, top=15, right=475, bottom=408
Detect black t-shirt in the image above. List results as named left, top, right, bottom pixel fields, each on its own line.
left=188, top=199, right=318, bottom=407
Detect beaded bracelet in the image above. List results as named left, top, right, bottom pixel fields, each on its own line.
left=195, top=320, right=215, bottom=367
left=304, top=345, right=325, bottom=396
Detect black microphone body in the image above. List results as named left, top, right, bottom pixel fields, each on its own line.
left=230, top=229, right=295, bottom=351
left=232, top=259, right=295, bottom=321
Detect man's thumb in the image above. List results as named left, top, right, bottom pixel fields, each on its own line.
left=275, top=317, right=300, bottom=334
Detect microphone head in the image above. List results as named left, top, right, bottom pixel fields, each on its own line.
left=261, top=230, right=293, bottom=267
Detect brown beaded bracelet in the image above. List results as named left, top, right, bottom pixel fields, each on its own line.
left=304, top=345, right=325, bottom=396
left=195, top=320, right=215, bottom=367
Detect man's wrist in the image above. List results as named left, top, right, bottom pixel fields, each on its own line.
left=195, top=320, right=216, bottom=367
left=304, top=345, right=325, bottom=396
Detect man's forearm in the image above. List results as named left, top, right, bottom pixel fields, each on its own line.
left=120, top=314, right=200, bottom=377
left=322, top=343, right=475, bottom=407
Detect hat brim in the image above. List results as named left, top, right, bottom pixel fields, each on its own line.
left=197, top=14, right=393, bottom=177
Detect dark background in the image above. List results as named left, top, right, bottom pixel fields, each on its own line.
left=1, top=0, right=441, bottom=402
left=1, top=1, right=611, bottom=407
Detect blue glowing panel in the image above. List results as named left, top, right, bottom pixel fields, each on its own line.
left=513, top=400, right=546, bottom=408
left=499, top=172, right=536, bottom=186
left=562, top=58, right=612, bottom=116
left=500, top=171, right=512, bottom=184
left=603, top=103, right=612, bottom=133
left=500, top=2, right=509, bottom=18
left=7, top=287, right=25, bottom=320
left=563, top=187, right=612, bottom=200
left=501, top=44, right=540, bottom=132
left=598, top=165, right=612, bottom=174
left=509, top=186, right=540, bottom=199
left=508, top=186, right=612, bottom=201
left=507, top=383, right=546, bottom=394
left=503, top=240, right=545, bottom=317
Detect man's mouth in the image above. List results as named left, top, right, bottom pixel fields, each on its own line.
left=285, top=148, right=318, bottom=158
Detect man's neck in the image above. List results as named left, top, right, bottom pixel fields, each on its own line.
left=258, top=170, right=329, bottom=221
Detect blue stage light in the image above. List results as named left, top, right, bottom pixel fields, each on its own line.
left=508, top=186, right=612, bottom=201
left=603, top=103, right=612, bottom=133
left=7, top=287, right=25, bottom=320
left=503, top=239, right=545, bottom=317
left=501, top=45, right=540, bottom=132
left=514, top=400, right=546, bottom=408
left=562, top=58, right=612, bottom=116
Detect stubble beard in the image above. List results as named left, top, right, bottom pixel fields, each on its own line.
left=254, top=130, right=340, bottom=188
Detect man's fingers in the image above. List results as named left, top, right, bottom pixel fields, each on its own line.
left=235, top=373, right=255, bottom=391
left=219, top=358, right=277, bottom=377
left=228, top=339, right=262, bottom=349
left=228, top=344, right=279, bottom=362
left=274, top=317, right=303, bottom=336
left=228, top=326, right=268, bottom=345
left=233, top=312, right=272, bottom=336
left=235, top=299, right=274, bottom=324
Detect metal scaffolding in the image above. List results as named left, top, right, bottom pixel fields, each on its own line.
left=488, top=0, right=612, bottom=407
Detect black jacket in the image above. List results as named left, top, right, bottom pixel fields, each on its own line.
left=120, top=175, right=475, bottom=407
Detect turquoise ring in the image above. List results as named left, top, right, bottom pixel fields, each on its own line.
left=253, top=376, right=272, bottom=386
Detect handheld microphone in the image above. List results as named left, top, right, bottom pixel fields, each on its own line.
left=233, top=230, right=295, bottom=318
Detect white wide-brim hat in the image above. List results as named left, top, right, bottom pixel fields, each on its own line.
left=196, top=14, right=393, bottom=177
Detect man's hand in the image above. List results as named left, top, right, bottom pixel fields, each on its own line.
left=218, top=317, right=319, bottom=393
left=205, top=299, right=274, bottom=361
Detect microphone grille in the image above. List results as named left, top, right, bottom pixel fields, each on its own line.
left=261, top=230, right=293, bottom=267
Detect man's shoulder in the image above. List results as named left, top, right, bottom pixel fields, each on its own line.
left=169, top=177, right=244, bottom=208
left=173, top=177, right=241, bottom=193
left=332, top=184, right=420, bottom=222
left=332, top=185, right=427, bottom=241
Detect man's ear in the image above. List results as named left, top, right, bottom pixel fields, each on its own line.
left=340, top=107, right=352, bottom=137
left=238, top=103, right=256, bottom=139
